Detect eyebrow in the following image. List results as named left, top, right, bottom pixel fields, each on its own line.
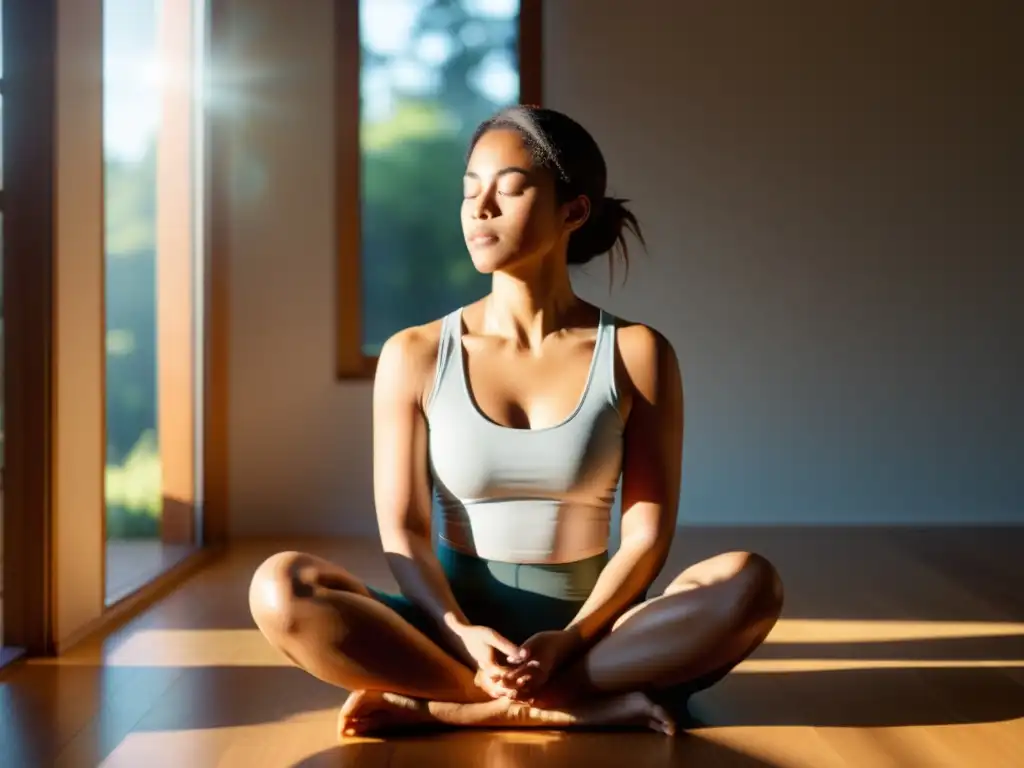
left=463, top=166, right=531, bottom=180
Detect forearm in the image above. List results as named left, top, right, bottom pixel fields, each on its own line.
left=564, top=537, right=667, bottom=647
left=382, top=531, right=476, bottom=664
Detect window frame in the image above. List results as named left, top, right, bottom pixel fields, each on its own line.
left=1, top=0, right=231, bottom=662
left=334, top=0, right=543, bottom=380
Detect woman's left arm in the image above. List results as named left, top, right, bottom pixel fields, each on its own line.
left=563, top=325, right=684, bottom=648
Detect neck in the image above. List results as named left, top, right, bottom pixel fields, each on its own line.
left=484, top=257, right=579, bottom=348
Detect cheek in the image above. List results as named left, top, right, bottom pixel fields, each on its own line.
left=459, top=201, right=474, bottom=231
left=509, top=201, right=559, bottom=252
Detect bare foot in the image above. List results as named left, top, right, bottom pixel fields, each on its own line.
left=338, top=690, right=430, bottom=738
left=568, top=691, right=676, bottom=736
left=338, top=689, right=675, bottom=738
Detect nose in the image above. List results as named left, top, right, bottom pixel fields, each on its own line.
left=471, top=186, right=498, bottom=220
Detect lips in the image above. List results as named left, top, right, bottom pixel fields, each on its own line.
left=467, top=229, right=499, bottom=245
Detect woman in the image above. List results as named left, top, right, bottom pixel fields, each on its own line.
left=249, top=106, right=783, bottom=738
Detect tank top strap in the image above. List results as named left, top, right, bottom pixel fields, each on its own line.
left=586, top=309, right=621, bottom=410
left=425, top=307, right=462, bottom=410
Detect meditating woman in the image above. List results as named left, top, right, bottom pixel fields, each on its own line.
left=249, top=106, right=784, bottom=737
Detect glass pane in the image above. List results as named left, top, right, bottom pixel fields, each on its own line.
left=1, top=211, right=5, bottom=647
left=103, top=0, right=205, bottom=604
left=359, top=0, right=522, bottom=354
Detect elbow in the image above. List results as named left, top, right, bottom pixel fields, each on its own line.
left=379, top=524, right=430, bottom=558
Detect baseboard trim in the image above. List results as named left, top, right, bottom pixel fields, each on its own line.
left=54, top=544, right=226, bottom=656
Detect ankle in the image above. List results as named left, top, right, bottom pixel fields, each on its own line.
left=507, top=700, right=535, bottom=724
left=425, top=696, right=512, bottom=726
left=535, top=664, right=596, bottom=709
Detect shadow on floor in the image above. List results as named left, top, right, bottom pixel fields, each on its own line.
left=687, top=665, right=1024, bottom=728
left=3, top=655, right=1022, bottom=766
left=5, top=660, right=1022, bottom=767
left=293, top=730, right=779, bottom=768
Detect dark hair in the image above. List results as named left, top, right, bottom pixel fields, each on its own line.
left=468, top=105, right=645, bottom=283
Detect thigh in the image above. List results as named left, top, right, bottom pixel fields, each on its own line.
left=365, top=586, right=461, bottom=654
left=250, top=551, right=483, bottom=701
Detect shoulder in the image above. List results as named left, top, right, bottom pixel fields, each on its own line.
left=611, top=317, right=682, bottom=406
left=373, top=316, right=448, bottom=408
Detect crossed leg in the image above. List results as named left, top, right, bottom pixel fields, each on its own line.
left=534, top=550, right=784, bottom=709
left=248, top=549, right=783, bottom=736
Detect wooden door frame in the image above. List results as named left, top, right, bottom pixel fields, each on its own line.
left=2, top=0, right=59, bottom=657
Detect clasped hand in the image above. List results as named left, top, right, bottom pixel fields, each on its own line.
left=456, top=624, right=581, bottom=702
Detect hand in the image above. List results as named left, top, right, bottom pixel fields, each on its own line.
left=501, top=629, right=582, bottom=702
left=451, top=623, right=527, bottom=699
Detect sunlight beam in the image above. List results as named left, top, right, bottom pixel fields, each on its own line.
left=87, top=621, right=1024, bottom=668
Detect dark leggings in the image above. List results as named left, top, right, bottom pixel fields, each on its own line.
left=367, top=543, right=729, bottom=714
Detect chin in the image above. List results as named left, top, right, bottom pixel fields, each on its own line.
left=468, top=246, right=515, bottom=274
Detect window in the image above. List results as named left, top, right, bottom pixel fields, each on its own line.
left=103, top=0, right=207, bottom=604
left=335, top=0, right=541, bottom=378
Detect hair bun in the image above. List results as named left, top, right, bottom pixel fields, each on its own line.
left=567, top=196, right=630, bottom=264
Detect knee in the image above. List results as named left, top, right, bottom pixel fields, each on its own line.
left=732, top=551, right=784, bottom=626
left=670, top=550, right=783, bottom=621
left=248, top=550, right=314, bottom=637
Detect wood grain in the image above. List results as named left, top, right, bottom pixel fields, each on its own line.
left=1, top=527, right=1021, bottom=767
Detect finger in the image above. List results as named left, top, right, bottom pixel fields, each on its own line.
left=501, top=667, right=531, bottom=686
left=486, top=647, right=516, bottom=672
left=509, top=641, right=532, bottom=663
left=506, top=672, right=541, bottom=700
left=503, top=660, right=543, bottom=684
left=489, top=667, right=514, bottom=684
left=476, top=671, right=512, bottom=699
left=482, top=663, right=507, bottom=683
left=475, top=668, right=508, bottom=698
left=484, top=629, right=523, bottom=661
left=509, top=659, right=542, bottom=675
left=493, top=679, right=518, bottom=698
left=482, top=662, right=518, bottom=694
left=485, top=680, right=511, bottom=699
left=521, top=668, right=551, bottom=697
left=484, top=656, right=514, bottom=680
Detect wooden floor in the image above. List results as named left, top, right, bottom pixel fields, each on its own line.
left=1, top=527, right=1022, bottom=767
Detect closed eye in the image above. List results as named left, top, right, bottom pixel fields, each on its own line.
left=463, top=166, right=532, bottom=199
left=463, top=187, right=525, bottom=200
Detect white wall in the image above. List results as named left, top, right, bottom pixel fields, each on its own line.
left=226, top=0, right=1023, bottom=537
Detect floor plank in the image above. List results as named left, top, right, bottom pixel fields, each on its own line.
left=1, top=527, right=1021, bottom=767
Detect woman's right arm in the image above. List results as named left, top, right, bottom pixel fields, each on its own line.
left=373, top=327, right=522, bottom=680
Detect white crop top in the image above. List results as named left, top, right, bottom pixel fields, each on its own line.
left=426, top=307, right=625, bottom=564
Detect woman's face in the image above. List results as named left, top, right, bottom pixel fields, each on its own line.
left=461, top=128, right=581, bottom=274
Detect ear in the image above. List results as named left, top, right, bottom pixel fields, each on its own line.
left=562, top=195, right=590, bottom=234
